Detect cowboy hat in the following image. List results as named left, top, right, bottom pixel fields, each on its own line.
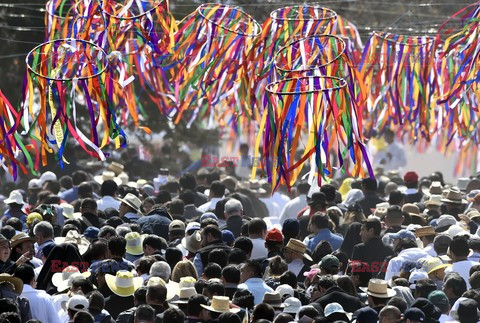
left=52, top=266, right=91, bottom=292
left=201, top=296, right=240, bottom=313
left=146, top=276, right=178, bottom=301
left=170, top=287, right=197, bottom=304
left=0, top=273, right=23, bottom=294
left=55, top=230, right=90, bottom=255
left=108, top=162, right=124, bottom=176
left=60, top=203, right=81, bottom=220
left=4, top=190, right=25, bottom=205
left=125, top=232, right=144, bottom=255
left=181, top=230, right=202, bottom=253
left=93, top=171, right=116, bottom=185
left=441, top=188, right=467, bottom=204
left=262, top=292, right=285, bottom=308
left=415, top=226, right=436, bottom=238
left=10, top=232, right=36, bottom=249
left=285, top=239, right=313, bottom=261
left=106, top=271, right=143, bottom=297
left=360, top=279, right=396, bottom=298
left=119, top=193, right=142, bottom=212
left=425, top=195, right=443, bottom=207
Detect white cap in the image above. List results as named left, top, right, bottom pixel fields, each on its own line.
left=67, top=295, right=89, bottom=311
left=39, top=171, right=57, bottom=185
left=409, top=270, right=429, bottom=289
left=276, top=284, right=294, bottom=298
left=283, top=297, right=302, bottom=314
left=28, top=179, right=42, bottom=190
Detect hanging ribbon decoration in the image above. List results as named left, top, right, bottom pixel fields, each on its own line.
left=22, top=38, right=126, bottom=171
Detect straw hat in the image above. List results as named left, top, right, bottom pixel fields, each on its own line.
left=119, top=193, right=142, bottom=212
left=415, top=226, right=436, bottom=238
left=441, top=188, right=467, bottom=204
left=10, top=232, right=36, bottom=249
left=0, top=273, right=23, bottom=294
left=201, top=296, right=240, bottom=313
left=285, top=239, right=312, bottom=261
left=125, top=232, right=144, bottom=255
left=429, top=182, right=443, bottom=195
left=52, top=266, right=91, bottom=292
left=61, top=203, right=81, bottom=220
left=108, top=162, right=124, bottom=176
left=425, top=195, right=443, bottom=207
left=105, top=271, right=143, bottom=297
left=55, top=230, right=90, bottom=255
left=94, top=171, right=116, bottom=185
left=4, top=190, right=25, bottom=205
left=262, top=292, right=285, bottom=308
left=147, top=276, right=178, bottom=301
left=116, top=173, right=129, bottom=186
left=360, top=279, right=396, bottom=298
left=170, top=287, right=198, bottom=304
left=421, top=257, right=450, bottom=275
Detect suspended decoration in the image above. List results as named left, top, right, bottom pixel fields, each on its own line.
left=45, top=0, right=76, bottom=40
left=252, top=76, right=373, bottom=190
left=359, top=32, right=438, bottom=140
left=22, top=38, right=126, bottom=171
left=169, top=3, right=262, bottom=127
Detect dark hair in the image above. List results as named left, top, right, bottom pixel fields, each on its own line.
left=89, top=240, right=107, bottom=261
left=450, top=235, right=470, bottom=258
left=107, top=236, right=127, bottom=257
left=14, top=264, right=34, bottom=284
left=134, top=287, right=148, bottom=305
left=162, top=308, right=185, bottom=323
left=143, top=235, right=167, bottom=251
left=59, top=175, right=73, bottom=190
left=179, top=173, right=197, bottom=190
left=61, top=224, right=79, bottom=237
left=205, top=281, right=225, bottom=297
left=0, top=299, right=18, bottom=314
left=165, top=247, right=183, bottom=271
left=317, top=274, right=337, bottom=290
left=248, top=218, right=267, bottom=236
left=273, top=313, right=295, bottom=323
left=194, top=279, right=207, bottom=294
left=348, top=262, right=373, bottom=287
left=268, top=256, right=288, bottom=276
left=73, top=311, right=93, bottom=323
left=415, top=279, right=437, bottom=299
left=387, top=297, right=408, bottom=313
left=320, top=184, right=337, bottom=202
left=227, top=248, right=247, bottom=265
left=298, top=306, right=319, bottom=321
left=72, top=171, right=88, bottom=186
left=310, top=212, right=330, bottom=229
left=470, top=271, right=480, bottom=289
left=362, top=178, right=377, bottom=191
left=98, top=226, right=117, bottom=239
left=137, top=256, right=157, bottom=276
left=71, top=276, right=94, bottom=294
left=337, top=275, right=357, bottom=296
left=388, top=191, right=405, bottom=205
left=203, top=225, right=222, bottom=241
left=147, top=283, right=167, bottom=303
left=201, top=218, right=219, bottom=228
left=188, top=295, right=208, bottom=317
left=218, top=312, right=241, bottom=323
left=5, top=218, right=22, bottom=231
left=222, top=265, right=241, bottom=284
left=252, top=303, right=275, bottom=322
left=179, top=190, right=196, bottom=205
left=445, top=274, right=467, bottom=297
left=135, top=304, right=155, bottom=322
left=0, top=226, right=16, bottom=240
left=78, top=182, right=93, bottom=198
left=207, top=172, right=221, bottom=186
left=169, top=199, right=185, bottom=215
left=156, top=190, right=172, bottom=204
left=233, top=289, right=255, bottom=311
left=101, top=180, right=118, bottom=197
left=95, top=259, right=119, bottom=275
left=233, top=236, right=253, bottom=255
left=297, top=181, right=311, bottom=195
left=81, top=198, right=97, bottom=211
left=363, top=219, right=382, bottom=237
left=208, top=248, right=228, bottom=268
left=210, top=181, right=226, bottom=197
left=279, top=271, right=298, bottom=289
left=243, top=260, right=262, bottom=278
left=204, top=263, right=222, bottom=280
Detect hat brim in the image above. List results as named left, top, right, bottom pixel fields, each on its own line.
left=428, top=264, right=450, bottom=275
left=0, top=276, right=23, bottom=294
left=285, top=246, right=313, bottom=261
left=10, top=237, right=36, bottom=249
left=119, top=198, right=140, bottom=212
left=440, top=198, right=467, bottom=204
left=105, top=274, right=143, bottom=297
left=63, top=212, right=82, bottom=220
left=200, top=304, right=241, bottom=313
left=166, top=280, right=179, bottom=301
left=360, top=287, right=396, bottom=298
left=53, top=272, right=91, bottom=292
left=126, top=245, right=144, bottom=256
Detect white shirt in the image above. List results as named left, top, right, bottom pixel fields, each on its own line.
left=279, top=194, right=307, bottom=225
left=385, top=248, right=429, bottom=282
left=30, top=257, right=43, bottom=268
left=97, top=195, right=121, bottom=211
left=424, top=243, right=437, bottom=257
left=272, top=192, right=291, bottom=213
left=439, top=314, right=451, bottom=323
left=238, top=278, right=273, bottom=304
left=21, top=284, right=60, bottom=323
left=250, top=238, right=268, bottom=260
left=198, top=197, right=223, bottom=213
left=259, top=197, right=280, bottom=218
left=288, top=258, right=305, bottom=277
left=444, top=260, right=477, bottom=289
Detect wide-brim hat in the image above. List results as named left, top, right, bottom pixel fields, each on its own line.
left=262, top=292, right=285, bottom=308
left=425, top=195, right=443, bottom=207
left=182, top=231, right=202, bottom=253
left=170, top=287, right=198, bottom=304
left=248, top=179, right=267, bottom=194
left=285, top=238, right=312, bottom=261
left=106, top=271, right=143, bottom=297
left=4, top=190, right=25, bottom=205
left=0, top=273, right=23, bottom=294
left=360, top=279, right=396, bottom=298
left=147, top=277, right=178, bottom=301
left=441, top=188, right=468, bottom=204
left=201, top=296, right=240, bottom=313
left=125, top=232, right=144, bottom=255
left=108, top=162, right=124, bottom=176
left=60, top=203, right=81, bottom=220
left=94, top=171, right=116, bottom=185
left=119, top=193, right=142, bottom=212
left=415, top=226, right=436, bottom=238
left=10, top=233, right=36, bottom=249
left=52, top=270, right=91, bottom=292
left=55, top=230, right=90, bottom=255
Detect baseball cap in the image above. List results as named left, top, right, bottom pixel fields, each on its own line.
left=389, top=229, right=416, bottom=241
left=28, top=179, right=42, bottom=190
left=67, top=295, right=89, bottom=312
left=265, top=228, right=283, bottom=242
left=275, top=284, right=294, bottom=298
left=435, top=215, right=457, bottom=232
left=428, top=291, right=449, bottom=309
left=200, top=212, right=218, bottom=222
left=404, top=171, right=419, bottom=184
left=186, top=222, right=201, bottom=233
left=320, top=254, right=340, bottom=271
left=433, top=234, right=452, bottom=250
left=403, top=308, right=425, bottom=322
left=409, top=270, right=429, bottom=289
left=169, top=220, right=186, bottom=232
left=83, top=227, right=99, bottom=239
left=221, top=230, right=235, bottom=245
left=39, top=171, right=57, bottom=185
left=355, top=306, right=378, bottom=323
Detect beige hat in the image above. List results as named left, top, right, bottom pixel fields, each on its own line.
left=201, top=296, right=240, bottom=313
left=108, top=162, right=124, bottom=176
left=61, top=203, right=81, bottom=220
left=182, top=231, right=202, bottom=253
left=441, top=188, right=467, bottom=204
left=429, top=182, right=443, bottom=195
left=169, top=220, right=186, bottom=232
left=285, top=239, right=312, bottom=261
left=116, top=173, right=129, bottom=186
left=10, top=232, right=36, bottom=249
left=94, top=171, right=116, bottom=184
left=415, top=226, right=436, bottom=238
left=106, top=271, right=143, bottom=297
left=55, top=230, right=90, bottom=255
left=425, top=195, right=443, bottom=207
left=262, top=292, right=285, bottom=308
left=360, top=279, right=396, bottom=298
left=170, top=287, right=198, bottom=304
left=0, top=273, right=23, bottom=294
left=119, top=193, right=142, bottom=212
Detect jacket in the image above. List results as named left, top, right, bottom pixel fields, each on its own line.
left=137, top=209, right=172, bottom=241
left=197, top=240, right=231, bottom=268
left=315, top=286, right=365, bottom=313
left=351, top=237, right=394, bottom=278
left=221, top=216, right=249, bottom=238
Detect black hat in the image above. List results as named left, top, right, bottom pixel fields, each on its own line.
left=411, top=298, right=441, bottom=323
left=404, top=308, right=425, bottom=322
left=456, top=299, right=480, bottom=323
left=308, top=192, right=326, bottom=206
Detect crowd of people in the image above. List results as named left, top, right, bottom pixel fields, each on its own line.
left=0, top=160, right=480, bottom=323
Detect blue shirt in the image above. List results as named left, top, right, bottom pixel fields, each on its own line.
left=307, top=228, right=344, bottom=252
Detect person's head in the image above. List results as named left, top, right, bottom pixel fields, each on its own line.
left=179, top=173, right=197, bottom=190
left=101, top=180, right=118, bottom=198
left=470, top=271, right=480, bottom=290
left=389, top=190, right=405, bottom=206
left=210, top=181, right=226, bottom=198
left=73, top=311, right=94, bottom=323
left=298, top=305, right=319, bottom=321
left=14, top=264, right=35, bottom=287
left=434, top=234, right=452, bottom=255
left=336, top=275, right=357, bottom=296
left=378, top=305, right=401, bottom=323
left=360, top=218, right=382, bottom=242
left=202, top=280, right=225, bottom=299
left=227, top=248, right=247, bottom=265
left=88, top=290, right=105, bottom=314
left=78, top=182, right=93, bottom=198
left=149, top=261, right=171, bottom=282
left=188, top=295, right=210, bottom=320
left=309, top=212, right=330, bottom=232
left=142, top=235, right=166, bottom=256
left=72, top=171, right=89, bottom=186
left=387, top=297, right=407, bottom=313
left=297, top=181, right=311, bottom=195
left=67, top=295, right=90, bottom=319
left=162, top=307, right=185, bottom=323
left=320, top=184, right=337, bottom=203
left=134, top=304, right=155, bottom=323
left=224, top=199, right=243, bottom=219
left=218, top=312, right=241, bottom=323
left=385, top=205, right=405, bottom=227
left=313, top=275, right=337, bottom=299
left=233, top=236, right=253, bottom=259
left=251, top=303, right=275, bottom=322
left=349, top=262, right=373, bottom=288
left=0, top=235, right=10, bottom=263
left=240, top=260, right=262, bottom=283
left=33, top=221, right=54, bottom=245
left=268, top=255, right=288, bottom=277
left=203, top=263, right=222, bottom=280
left=456, top=298, right=479, bottom=323
left=362, top=178, right=378, bottom=192
left=146, top=282, right=167, bottom=306
left=208, top=248, right=228, bottom=268
left=443, top=273, right=467, bottom=299
left=449, top=235, right=470, bottom=261
left=136, top=256, right=157, bottom=276
left=273, top=313, right=294, bottom=323
left=233, top=289, right=255, bottom=311
left=248, top=218, right=267, bottom=238
left=319, top=254, right=340, bottom=275
left=428, top=290, right=450, bottom=314
left=165, top=247, right=183, bottom=271
left=201, top=225, right=222, bottom=247
left=171, top=260, right=198, bottom=282
left=414, top=279, right=437, bottom=299
left=169, top=199, right=185, bottom=216
left=221, top=265, right=241, bottom=285
left=80, top=198, right=98, bottom=216
left=95, top=260, right=119, bottom=287
left=107, top=236, right=126, bottom=258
